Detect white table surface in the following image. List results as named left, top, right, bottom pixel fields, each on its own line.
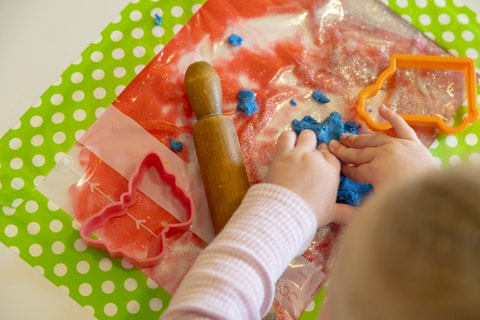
left=0, top=0, right=479, bottom=319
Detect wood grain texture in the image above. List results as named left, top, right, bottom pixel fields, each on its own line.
left=185, top=61, right=250, bottom=234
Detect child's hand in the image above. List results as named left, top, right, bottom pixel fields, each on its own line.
left=265, top=130, right=341, bottom=227
left=328, top=105, right=438, bottom=190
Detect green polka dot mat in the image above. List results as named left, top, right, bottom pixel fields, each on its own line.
left=0, top=0, right=478, bottom=319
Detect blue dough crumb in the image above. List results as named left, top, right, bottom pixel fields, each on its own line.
left=169, top=137, right=183, bottom=153
left=237, top=89, right=258, bottom=115
left=228, top=34, right=243, bottom=46
left=154, top=13, right=163, bottom=26
left=290, top=98, right=297, bottom=106
left=291, top=112, right=373, bottom=206
left=312, top=90, right=330, bottom=104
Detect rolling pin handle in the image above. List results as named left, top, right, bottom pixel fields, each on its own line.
left=185, top=61, right=223, bottom=120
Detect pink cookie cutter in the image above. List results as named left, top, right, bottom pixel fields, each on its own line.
left=80, top=152, right=193, bottom=268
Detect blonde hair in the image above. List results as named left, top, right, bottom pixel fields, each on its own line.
left=332, top=165, right=480, bottom=320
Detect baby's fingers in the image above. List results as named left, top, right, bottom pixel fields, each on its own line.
left=274, top=131, right=297, bottom=156
left=379, top=105, right=419, bottom=141
left=340, top=163, right=373, bottom=186
left=328, top=140, right=374, bottom=165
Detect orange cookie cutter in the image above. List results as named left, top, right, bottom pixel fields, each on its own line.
left=357, top=54, right=478, bottom=134
left=80, top=152, right=193, bottom=268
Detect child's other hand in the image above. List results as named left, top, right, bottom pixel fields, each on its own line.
left=328, top=105, right=438, bottom=190
left=265, top=130, right=341, bottom=227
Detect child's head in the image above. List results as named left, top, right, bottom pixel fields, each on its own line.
left=324, top=165, right=480, bottom=319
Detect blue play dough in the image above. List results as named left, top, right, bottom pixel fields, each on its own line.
left=291, top=112, right=373, bottom=206
left=228, top=33, right=243, bottom=46
left=169, top=137, right=183, bottom=153
left=312, top=90, right=330, bottom=104
left=237, top=89, right=259, bottom=115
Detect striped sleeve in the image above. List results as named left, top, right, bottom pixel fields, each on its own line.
left=160, top=183, right=318, bottom=319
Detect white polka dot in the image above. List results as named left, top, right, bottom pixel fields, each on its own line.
left=114, top=67, right=126, bottom=78
left=462, top=30, right=475, bottom=42
left=99, top=258, right=113, bottom=271
left=76, top=261, right=91, bottom=274
left=112, top=14, right=122, bottom=24
left=91, top=51, right=104, bottom=63
left=115, top=85, right=126, bottom=96
left=50, top=93, right=64, bottom=106
left=50, top=219, right=63, bottom=233
left=124, top=278, right=138, bottom=291
left=33, top=266, right=44, bottom=275
left=304, top=300, right=316, bottom=312
left=11, top=120, right=21, bottom=130
left=192, top=4, right=202, bottom=13
left=79, top=283, right=93, bottom=297
left=4, top=225, right=18, bottom=237
left=27, top=222, right=40, bottom=235
left=31, top=135, right=44, bottom=147
left=434, top=0, right=446, bottom=7
left=9, top=137, right=22, bottom=150
left=173, top=24, right=184, bottom=34
left=446, top=135, right=458, bottom=147
left=94, top=87, right=107, bottom=100
left=29, top=244, right=43, bottom=257
left=442, top=31, right=455, bottom=42
left=32, top=154, right=46, bottom=167
left=154, top=44, right=164, bottom=54
left=449, top=154, right=462, bottom=166
left=95, top=107, right=106, bottom=118
left=71, top=72, right=84, bottom=84
left=74, top=109, right=87, bottom=121
left=92, top=69, right=105, bottom=80
left=52, top=77, right=62, bottom=86
left=52, top=241, right=65, bottom=254
left=73, top=55, right=82, bottom=65
left=457, top=13, right=469, bottom=24
left=102, top=280, right=115, bottom=294
left=453, top=0, right=464, bottom=7
left=469, top=152, right=480, bottom=163
left=2, top=206, right=16, bottom=217
left=51, top=112, right=65, bottom=124
left=33, top=176, right=44, bottom=188
left=72, top=90, right=85, bottom=102
left=58, top=286, right=69, bottom=295
left=133, top=46, right=146, bottom=58
left=11, top=178, right=24, bottom=190
left=439, top=13, right=451, bottom=25
left=30, top=115, right=43, bottom=128
left=466, top=48, right=478, bottom=59
left=149, top=298, right=163, bottom=312
left=53, top=132, right=66, bottom=144
left=104, top=303, right=118, bottom=316
left=75, top=129, right=86, bottom=140
left=110, top=30, right=123, bottom=42
left=9, top=246, right=20, bottom=255
left=12, top=199, right=23, bottom=208
left=415, top=0, right=427, bottom=8
left=127, top=300, right=141, bottom=314
left=92, top=35, right=103, bottom=44
left=465, top=133, right=478, bottom=146
left=122, top=260, right=134, bottom=270
left=112, top=48, right=125, bottom=60
left=32, top=98, right=42, bottom=108
left=134, top=65, right=145, bottom=74
left=10, top=158, right=23, bottom=170
left=74, top=238, right=88, bottom=252
left=47, top=200, right=60, bottom=211
left=130, top=10, right=142, bottom=22
left=171, top=6, right=184, bottom=17
left=152, top=26, right=165, bottom=37
left=146, top=278, right=159, bottom=289
left=419, top=14, right=431, bottom=26
left=131, top=27, right=144, bottom=39
left=25, top=200, right=38, bottom=213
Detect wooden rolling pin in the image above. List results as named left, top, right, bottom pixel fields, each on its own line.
left=184, top=61, right=250, bottom=234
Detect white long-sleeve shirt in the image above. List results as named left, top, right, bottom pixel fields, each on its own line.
left=161, top=183, right=317, bottom=319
